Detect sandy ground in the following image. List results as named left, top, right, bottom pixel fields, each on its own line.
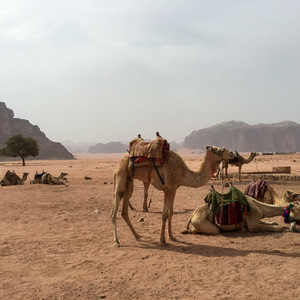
left=1, top=151, right=300, bottom=300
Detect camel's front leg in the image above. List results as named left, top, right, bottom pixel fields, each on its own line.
left=238, top=166, right=242, bottom=181
left=224, top=166, right=229, bottom=180
left=167, top=190, right=177, bottom=242
left=159, top=189, right=176, bottom=246
left=245, top=215, right=284, bottom=232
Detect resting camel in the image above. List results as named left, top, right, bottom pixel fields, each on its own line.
left=182, top=190, right=300, bottom=235
left=30, top=171, right=68, bottom=185
left=111, top=145, right=235, bottom=247
left=244, top=179, right=300, bottom=232
left=219, top=151, right=258, bottom=181
left=0, top=170, right=29, bottom=186
left=244, top=179, right=300, bottom=205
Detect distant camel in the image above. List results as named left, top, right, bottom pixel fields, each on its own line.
left=0, top=170, right=29, bottom=186
left=30, top=171, right=68, bottom=185
left=219, top=151, right=259, bottom=181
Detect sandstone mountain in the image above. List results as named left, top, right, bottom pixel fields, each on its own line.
left=183, top=120, right=300, bottom=152
left=0, top=102, right=74, bottom=160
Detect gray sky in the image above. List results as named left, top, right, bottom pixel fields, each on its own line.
left=1, top=0, right=300, bottom=144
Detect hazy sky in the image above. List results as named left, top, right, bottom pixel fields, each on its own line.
left=1, top=0, right=300, bottom=144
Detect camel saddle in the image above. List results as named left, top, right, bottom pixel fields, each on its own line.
left=128, top=133, right=169, bottom=165
left=205, top=187, right=251, bottom=231
left=244, top=179, right=269, bottom=199
left=128, top=133, right=169, bottom=185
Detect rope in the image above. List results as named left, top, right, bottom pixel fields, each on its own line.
left=152, top=158, right=165, bottom=186
left=207, top=150, right=216, bottom=180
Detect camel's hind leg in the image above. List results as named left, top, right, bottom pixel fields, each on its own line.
left=111, top=175, right=141, bottom=247
left=128, top=181, right=150, bottom=212
left=259, top=220, right=278, bottom=226
left=111, top=181, right=124, bottom=247
left=121, top=177, right=141, bottom=241
left=190, top=217, right=220, bottom=235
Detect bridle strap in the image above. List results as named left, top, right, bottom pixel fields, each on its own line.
left=207, top=149, right=216, bottom=179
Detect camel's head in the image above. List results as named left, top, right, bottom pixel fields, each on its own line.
left=289, top=204, right=300, bottom=223
left=284, top=190, right=300, bottom=204
left=206, top=146, right=235, bottom=160
left=250, top=151, right=259, bottom=158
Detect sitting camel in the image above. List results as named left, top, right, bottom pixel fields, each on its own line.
left=111, top=145, right=235, bottom=247
left=244, top=179, right=300, bottom=205
left=182, top=186, right=300, bottom=235
left=30, top=171, right=68, bottom=185
left=244, top=179, right=300, bottom=232
left=0, top=170, right=29, bottom=186
left=219, top=151, right=259, bottom=181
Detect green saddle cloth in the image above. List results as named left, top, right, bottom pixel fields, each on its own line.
left=204, top=187, right=251, bottom=215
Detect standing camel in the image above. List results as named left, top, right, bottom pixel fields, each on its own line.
left=220, top=151, right=258, bottom=181
left=111, top=145, right=235, bottom=247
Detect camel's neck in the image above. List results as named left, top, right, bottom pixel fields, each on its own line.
left=181, top=153, right=220, bottom=188
left=244, top=154, right=256, bottom=164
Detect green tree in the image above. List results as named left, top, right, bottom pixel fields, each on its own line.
left=0, top=134, right=39, bottom=166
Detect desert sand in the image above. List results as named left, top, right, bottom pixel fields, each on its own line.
left=1, top=151, right=300, bottom=299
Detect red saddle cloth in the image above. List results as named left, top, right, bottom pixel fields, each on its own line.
left=215, top=203, right=244, bottom=227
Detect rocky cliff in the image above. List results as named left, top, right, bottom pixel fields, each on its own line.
left=0, top=102, right=74, bottom=160
left=183, top=120, right=300, bottom=152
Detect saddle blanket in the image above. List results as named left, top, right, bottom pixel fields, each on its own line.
left=205, top=187, right=251, bottom=230
left=244, top=179, right=269, bottom=199
left=129, top=134, right=169, bottom=160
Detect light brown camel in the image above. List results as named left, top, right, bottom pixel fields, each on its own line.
left=220, top=151, right=259, bottom=181
left=182, top=191, right=300, bottom=235
left=244, top=179, right=300, bottom=205
left=111, top=145, right=235, bottom=247
left=244, top=180, right=300, bottom=232
left=0, top=170, right=29, bottom=186
left=30, top=172, right=68, bottom=185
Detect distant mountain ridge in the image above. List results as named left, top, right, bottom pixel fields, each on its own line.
left=183, top=120, right=300, bottom=152
left=0, top=102, right=74, bottom=160
left=88, top=142, right=127, bottom=154
left=63, top=120, right=300, bottom=154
